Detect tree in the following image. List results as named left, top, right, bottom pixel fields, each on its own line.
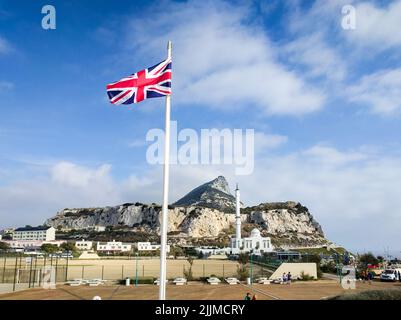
left=0, top=241, right=10, bottom=251
left=41, top=243, right=59, bottom=254
left=60, top=242, right=76, bottom=253
left=359, top=252, right=379, bottom=268
left=236, top=253, right=250, bottom=281
left=171, top=246, right=184, bottom=258
left=184, top=256, right=194, bottom=281
left=238, top=253, right=249, bottom=265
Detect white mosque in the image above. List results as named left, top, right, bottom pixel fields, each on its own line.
left=230, top=184, right=274, bottom=255
left=194, top=184, right=274, bottom=257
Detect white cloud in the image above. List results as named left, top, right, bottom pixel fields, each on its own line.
left=346, top=1, right=401, bottom=50
left=51, top=162, right=113, bottom=188
left=302, top=145, right=367, bottom=165
left=254, top=132, right=288, bottom=151
left=123, top=0, right=325, bottom=115
left=289, top=0, right=401, bottom=52
left=283, top=33, right=346, bottom=81
left=0, top=162, right=122, bottom=228
left=128, top=139, right=147, bottom=148
left=0, top=36, right=11, bottom=55
left=348, top=68, right=401, bottom=114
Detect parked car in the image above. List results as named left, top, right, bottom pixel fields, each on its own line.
left=153, top=278, right=169, bottom=285
left=271, top=277, right=284, bottom=284
left=172, top=277, right=187, bottom=285
left=380, top=269, right=401, bottom=282
left=67, top=279, right=83, bottom=286
left=225, top=277, right=240, bottom=285
left=87, top=279, right=104, bottom=286
left=256, top=277, right=271, bottom=284
left=207, top=277, right=221, bottom=285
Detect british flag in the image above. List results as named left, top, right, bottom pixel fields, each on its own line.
left=106, top=58, right=172, bottom=105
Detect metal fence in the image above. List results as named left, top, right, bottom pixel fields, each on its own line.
left=0, top=254, right=276, bottom=292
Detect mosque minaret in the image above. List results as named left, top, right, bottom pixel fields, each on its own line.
left=230, top=184, right=274, bottom=254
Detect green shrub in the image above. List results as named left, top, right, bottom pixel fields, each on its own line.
left=236, top=265, right=249, bottom=281
left=298, top=271, right=315, bottom=281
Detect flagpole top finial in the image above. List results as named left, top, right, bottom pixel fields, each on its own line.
left=167, top=41, right=172, bottom=59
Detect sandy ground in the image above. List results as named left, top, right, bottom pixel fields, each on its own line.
left=1, top=280, right=400, bottom=300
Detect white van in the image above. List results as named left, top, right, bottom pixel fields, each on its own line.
left=380, top=269, right=401, bottom=282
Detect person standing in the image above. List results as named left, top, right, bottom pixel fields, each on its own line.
left=287, top=272, right=292, bottom=285
left=398, top=271, right=401, bottom=282
left=252, top=294, right=257, bottom=300
left=367, top=271, right=373, bottom=284
left=244, top=292, right=251, bottom=300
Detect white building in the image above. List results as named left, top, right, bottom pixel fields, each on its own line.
left=0, top=228, right=15, bottom=235
left=91, top=225, right=106, bottom=232
left=137, top=242, right=170, bottom=252
left=230, top=228, right=273, bottom=254
left=96, top=240, right=132, bottom=253
left=230, top=185, right=274, bottom=255
left=195, top=247, right=228, bottom=256
left=4, top=240, right=65, bottom=250
left=75, top=240, right=93, bottom=251
left=12, top=226, right=56, bottom=241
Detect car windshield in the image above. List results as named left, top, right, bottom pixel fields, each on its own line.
left=383, top=270, right=395, bottom=274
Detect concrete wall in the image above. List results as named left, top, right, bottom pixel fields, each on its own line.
left=269, top=263, right=317, bottom=280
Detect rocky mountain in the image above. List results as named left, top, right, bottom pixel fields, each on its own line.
left=173, top=176, right=237, bottom=212
left=45, top=176, right=331, bottom=248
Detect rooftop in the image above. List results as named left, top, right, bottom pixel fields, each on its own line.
left=14, top=226, right=52, bottom=232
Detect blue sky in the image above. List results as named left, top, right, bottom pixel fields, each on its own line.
left=1, top=0, right=401, bottom=256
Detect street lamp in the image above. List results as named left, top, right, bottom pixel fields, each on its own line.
left=135, top=252, right=139, bottom=287
left=250, top=251, right=253, bottom=286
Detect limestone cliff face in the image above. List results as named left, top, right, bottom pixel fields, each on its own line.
left=45, top=202, right=328, bottom=246
left=45, top=204, right=233, bottom=238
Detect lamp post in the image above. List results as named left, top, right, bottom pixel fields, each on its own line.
left=250, top=252, right=253, bottom=286
left=135, top=252, right=139, bottom=287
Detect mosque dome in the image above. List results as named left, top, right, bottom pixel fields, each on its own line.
left=250, top=228, right=261, bottom=238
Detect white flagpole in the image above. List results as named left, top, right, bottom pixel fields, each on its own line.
left=159, top=40, right=172, bottom=300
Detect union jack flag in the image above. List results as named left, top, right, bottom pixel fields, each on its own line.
left=106, top=58, right=172, bottom=105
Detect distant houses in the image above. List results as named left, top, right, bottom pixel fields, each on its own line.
left=96, top=240, right=132, bottom=254
left=75, top=240, right=93, bottom=251
left=138, top=242, right=170, bottom=253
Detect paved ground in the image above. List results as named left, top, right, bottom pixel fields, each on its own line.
left=0, top=280, right=400, bottom=300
